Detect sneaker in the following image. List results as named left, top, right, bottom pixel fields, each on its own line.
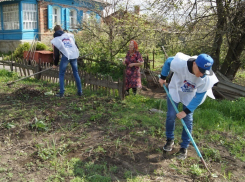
left=56, top=93, right=64, bottom=98
left=176, top=148, right=187, bottom=160
left=163, top=139, right=174, bottom=151
left=77, top=92, right=83, bottom=96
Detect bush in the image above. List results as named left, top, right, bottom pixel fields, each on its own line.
left=8, top=42, right=50, bottom=60
left=0, top=69, right=18, bottom=78
left=36, top=42, right=48, bottom=51
left=13, top=42, right=30, bottom=59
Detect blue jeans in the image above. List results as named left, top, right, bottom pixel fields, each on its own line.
left=59, top=55, right=82, bottom=94
left=165, top=96, right=193, bottom=149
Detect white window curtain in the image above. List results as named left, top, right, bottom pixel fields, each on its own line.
left=70, top=10, right=77, bottom=28
left=23, top=3, right=37, bottom=29
left=53, top=7, right=61, bottom=26
left=3, top=4, right=19, bottom=30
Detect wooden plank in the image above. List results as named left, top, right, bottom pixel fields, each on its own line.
left=214, top=87, right=243, bottom=96
left=19, top=61, right=23, bottom=77
left=10, top=54, right=13, bottom=72
left=45, top=62, right=48, bottom=81
left=2, top=55, right=5, bottom=69
left=25, top=59, right=31, bottom=76
left=95, top=73, right=98, bottom=92
left=216, top=71, right=232, bottom=82
left=213, top=87, right=226, bottom=99
left=217, top=81, right=245, bottom=96
left=89, top=74, right=92, bottom=93
left=14, top=60, right=17, bottom=73
left=22, top=60, right=27, bottom=77
left=83, top=74, right=119, bottom=89
left=106, top=75, right=108, bottom=96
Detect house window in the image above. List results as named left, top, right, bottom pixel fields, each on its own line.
left=3, top=4, right=19, bottom=30
left=53, top=7, right=61, bottom=26
left=23, top=3, right=37, bottom=29
left=83, top=11, right=90, bottom=22
left=70, top=9, right=77, bottom=28
left=0, top=11, right=1, bottom=30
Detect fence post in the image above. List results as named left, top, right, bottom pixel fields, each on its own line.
left=121, top=69, right=126, bottom=100
left=35, top=59, right=42, bottom=80
left=10, top=54, right=13, bottom=72
left=2, top=54, right=5, bottom=69
left=153, top=49, right=155, bottom=69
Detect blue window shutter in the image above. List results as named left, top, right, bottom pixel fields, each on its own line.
left=66, top=8, right=70, bottom=30
left=48, top=5, right=53, bottom=30
left=61, top=8, right=65, bottom=30
left=77, top=10, right=83, bottom=29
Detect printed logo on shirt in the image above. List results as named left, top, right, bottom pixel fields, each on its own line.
left=62, top=38, right=72, bottom=48
left=181, top=80, right=196, bottom=92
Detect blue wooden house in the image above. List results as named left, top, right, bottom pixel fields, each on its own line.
left=0, top=0, right=105, bottom=52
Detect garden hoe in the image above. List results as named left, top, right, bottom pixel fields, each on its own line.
left=7, top=67, right=53, bottom=87
left=162, top=84, right=218, bottom=178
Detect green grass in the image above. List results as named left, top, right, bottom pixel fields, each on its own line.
left=1, top=69, right=245, bottom=181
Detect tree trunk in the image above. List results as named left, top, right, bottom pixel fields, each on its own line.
left=221, top=34, right=245, bottom=80
left=220, top=2, right=245, bottom=80
left=109, top=27, right=113, bottom=62
left=210, top=0, right=226, bottom=71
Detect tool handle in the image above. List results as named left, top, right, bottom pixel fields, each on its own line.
left=7, top=67, right=53, bottom=85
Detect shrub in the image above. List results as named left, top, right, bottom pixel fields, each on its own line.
left=36, top=42, right=48, bottom=51
left=13, top=42, right=30, bottom=59
left=7, top=42, right=50, bottom=60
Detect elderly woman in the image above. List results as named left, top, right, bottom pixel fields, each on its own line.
left=123, top=40, right=144, bottom=95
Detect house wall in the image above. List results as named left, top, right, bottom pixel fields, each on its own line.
left=38, top=0, right=100, bottom=46
left=0, top=0, right=103, bottom=53
left=0, top=40, right=33, bottom=53
left=0, top=0, right=38, bottom=52
left=38, top=1, right=85, bottom=46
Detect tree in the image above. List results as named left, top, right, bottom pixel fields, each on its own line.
left=146, top=0, right=245, bottom=80
left=218, top=1, right=245, bottom=79
left=75, top=0, right=158, bottom=62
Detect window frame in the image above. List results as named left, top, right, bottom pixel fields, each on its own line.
left=22, top=3, right=38, bottom=30
left=2, top=3, right=20, bottom=30
left=0, top=6, right=2, bottom=30
left=52, top=6, right=61, bottom=26
left=69, top=9, right=78, bottom=29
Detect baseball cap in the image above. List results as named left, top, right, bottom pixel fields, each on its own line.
left=195, top=54, right=214, bottom=75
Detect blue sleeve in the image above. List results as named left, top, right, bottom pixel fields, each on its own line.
left=186, top=92, right=206, bottom=112
left=161, top=57, right=174, bottom=77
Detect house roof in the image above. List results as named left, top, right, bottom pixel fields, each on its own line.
left=0, top=0, right=15, bottom=2
left=0, top=0, right=108, bottom=3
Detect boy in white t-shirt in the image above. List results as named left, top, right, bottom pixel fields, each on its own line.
left=159, top=52, right=218, bottom=159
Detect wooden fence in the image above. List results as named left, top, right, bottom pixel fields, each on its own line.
left=0, top=59, right=125, bottom=100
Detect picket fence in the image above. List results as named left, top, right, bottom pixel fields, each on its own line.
left=0, top=58, right=126, bottom=99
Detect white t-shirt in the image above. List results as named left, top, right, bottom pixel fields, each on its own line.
left=51, top=33, right=79, bottom=60
left=169, top=52, right=219, bottom=106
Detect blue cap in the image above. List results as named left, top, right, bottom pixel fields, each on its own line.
left=196, top=54, right=214, bottom=75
